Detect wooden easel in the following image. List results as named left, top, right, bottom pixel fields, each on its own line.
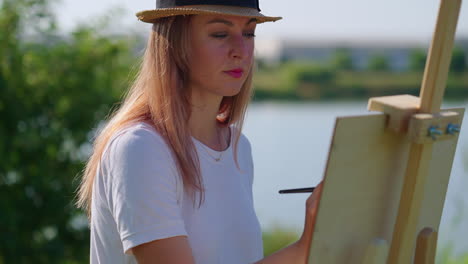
left=306, top=0, right=464, bottom=263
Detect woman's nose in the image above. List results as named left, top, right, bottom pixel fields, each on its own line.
left=229, top=35, right=250, bottom=60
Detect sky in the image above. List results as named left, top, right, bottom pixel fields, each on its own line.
left=54, top=0, right=468, bottom=43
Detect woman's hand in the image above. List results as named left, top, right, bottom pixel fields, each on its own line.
left=253, top=182, right=324, bottom=264
left=297, top=181, right=324, bottom=262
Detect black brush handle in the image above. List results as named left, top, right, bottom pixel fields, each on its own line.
left=278, top=187, right=315, bottom=194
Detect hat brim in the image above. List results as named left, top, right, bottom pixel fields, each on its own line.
left=136, top=5, right=282, bottom=24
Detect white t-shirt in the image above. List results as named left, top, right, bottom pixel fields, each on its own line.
left=90, top=122, right=263, bottom=264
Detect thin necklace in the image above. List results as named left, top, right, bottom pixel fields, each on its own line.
left=198, top=127, right=227, bottom=162
left=200, top=145, right=223, bottom=162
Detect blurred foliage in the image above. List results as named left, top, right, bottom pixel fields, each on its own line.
left=409, top=46, right=467, bottom=74
left=253, top=62, right=338, bottom=101
left=0, top=0, right=137, bottom=262
left=330, top=48, right=354, bottom=71
left=283, top=63, right=334, bottom=85
left=367, top=53, right=390, bottom=72
left=409, top=48, right=427, bottom=72
left=451, top=46, right=467, bottom=74
left=262, top=226, right=300, bottom=257
left=253, top=48, right=468, bottom=101
left=437, top=243, right=468, bottom=264
left=262, top=226, right=468, bottom=263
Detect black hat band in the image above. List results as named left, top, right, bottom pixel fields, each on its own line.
left=157, top=0, right=261, bottom=11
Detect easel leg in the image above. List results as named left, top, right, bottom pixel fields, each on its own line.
left=414, top=227, right=438, bottom=264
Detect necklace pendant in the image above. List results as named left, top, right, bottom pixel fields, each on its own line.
left=215, top=157, right=221, bottom=162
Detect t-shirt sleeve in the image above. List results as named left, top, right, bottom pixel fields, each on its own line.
left=102, top=126, right=187, bottom=254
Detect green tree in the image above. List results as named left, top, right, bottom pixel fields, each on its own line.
left=0, top=0, right=137, bottom=262
left=262, top=227, right=299, bottom=257
left=409, top=48, right=427, bottom=72
left=284, top=63, right=335, bottom=85
left=330, top=48, right=354, bottom=71
left=367, top=53, right=390, bottom=72
left=450, top=47, right=467, bottom=74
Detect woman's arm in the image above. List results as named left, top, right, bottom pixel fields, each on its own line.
left=254, top=182, right=324, bottom=264
left=132, top=182, right=323, bottom=264
left=132, top=236, right=196, bottom=264
left=252, top=240, right=307, bottom=264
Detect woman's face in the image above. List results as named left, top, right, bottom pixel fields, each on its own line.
left=187, top=15, right=256, bottom=99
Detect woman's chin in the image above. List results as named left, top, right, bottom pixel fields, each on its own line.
left=220, top=88, right=242, bottom=97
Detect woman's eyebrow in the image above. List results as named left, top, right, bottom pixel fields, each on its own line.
left=206, top=18, right=257, bottom=26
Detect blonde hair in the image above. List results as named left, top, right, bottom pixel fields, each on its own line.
left=76, top=15, right=254, bottom=216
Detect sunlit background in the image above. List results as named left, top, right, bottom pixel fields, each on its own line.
left=1, top=0, right=467, bottom=263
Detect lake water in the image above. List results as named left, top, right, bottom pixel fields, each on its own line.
left=243, top=100, right=468, bottom=255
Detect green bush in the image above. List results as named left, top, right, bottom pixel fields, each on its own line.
left=262, top=226, right=300, bottom=257
left=437, top=243, right=468, bottom=264
left=284, top=63, right=335, bottom=85
left=450, top=47, right=467, bottom=74
left=367, top=53, right=390, bottom=71
left=262, top=226, right=468, bottom=264
left=409, top=48, right=427, bottom=72
left=330, top=48, right=354, bottom=71
left=0, top=0, right=138, bottom=262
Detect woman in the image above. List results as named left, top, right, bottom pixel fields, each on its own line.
left=77, top=1, right=323, bottom=263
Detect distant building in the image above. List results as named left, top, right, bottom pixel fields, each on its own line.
left=255, top=37, right=468, bottom=72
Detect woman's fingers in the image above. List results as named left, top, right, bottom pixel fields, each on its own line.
left=305, top=181, right=324, bottom=218
left=299, top=181, right=324, bottom=255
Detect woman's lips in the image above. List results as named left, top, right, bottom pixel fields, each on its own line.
left=224, top=68, right=244, bottom=78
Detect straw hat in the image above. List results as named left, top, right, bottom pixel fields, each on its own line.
left=136, top=0, right=282, bottom=24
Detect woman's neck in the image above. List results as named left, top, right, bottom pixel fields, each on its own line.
left=189, top=93, right=229, bottom=151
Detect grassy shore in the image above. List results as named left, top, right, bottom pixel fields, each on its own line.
left=253, top=65, right=468, bottom=101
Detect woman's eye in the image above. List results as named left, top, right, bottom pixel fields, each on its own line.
left=244, top=32, right=256, bottom=38
left=210, top=32, right=256, bottom=39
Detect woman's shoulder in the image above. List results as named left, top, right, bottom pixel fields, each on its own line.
left=116, top=121, right=160, bottom=138
left=230, top=126, right=252, bottom=153
left=112, top=121, right=165, bottom=145
left=102, top=121, right=173, bottom=164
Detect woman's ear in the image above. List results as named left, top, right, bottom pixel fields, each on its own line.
left=217, top=96, right=233, bottom=125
